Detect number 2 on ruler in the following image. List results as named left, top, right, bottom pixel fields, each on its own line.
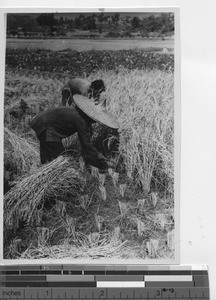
left=99, top=290, right=105, bottom=298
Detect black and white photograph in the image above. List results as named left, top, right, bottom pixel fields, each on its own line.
left=3, top=9, right=180, bottom=262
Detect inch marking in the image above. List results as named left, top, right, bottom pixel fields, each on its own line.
left=0, top=287, right=211, bottom=299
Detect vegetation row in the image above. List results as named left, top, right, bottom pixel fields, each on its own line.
left=6, top=48, right=174, bottom=75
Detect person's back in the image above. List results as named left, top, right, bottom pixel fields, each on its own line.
left=31, top=106, right=84, bottom=138
left=30, top=105, right=108, bottom=169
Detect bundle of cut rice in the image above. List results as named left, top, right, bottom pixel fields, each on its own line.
left=4, top=156, right=82, bottom=230
left=4, top=127, right=40, bottom=176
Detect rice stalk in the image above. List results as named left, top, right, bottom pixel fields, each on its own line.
left=146, top=239, right=159, bottom=258
left=118, top=201, right=129, bottom=217
left=95, top=215, right=104, bottom=232
left=154, top=213, right=167, bottom=229
left=79, top=194, right=92, bottom=211
left=112, top=172, right=119, bottom=187
left=99, top=186, right=107, bottom=201
left=167, top=229, right=175, bottom=250
left=37, top=227, right=50, bottom=247
left=64, top=216, right=76, bottom=236
left=108, top=167, right=114, bottom=177
left=79, top=156, right=85, bottom=171
left=119, top=183, right=127, bottom=197
left=6, top=238, right=22, bottom=259
left=55, top=201, right=67, bottom=218
left=87, top=232, right=100, bottom=246
left=137, top=198, right=146, bottom=208
left=91, top=166, right=99, bottom=178
left=98, top=173, right=106, bottom=186
left=136, top=219, right=146, bottom=237
left=112, top=226, right=121, bottom=240
left=151, top=192, right=158, bottom=207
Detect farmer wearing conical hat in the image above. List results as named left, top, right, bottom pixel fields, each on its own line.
left=30, top=94, right=118, bottom=170
left=61, top=78, right=106, bottom=106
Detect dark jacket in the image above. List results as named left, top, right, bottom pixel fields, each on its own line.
left=30, top=106, right=108, bottom=169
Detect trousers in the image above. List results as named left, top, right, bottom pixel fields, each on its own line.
left=38, top=130, right=65, bottom=164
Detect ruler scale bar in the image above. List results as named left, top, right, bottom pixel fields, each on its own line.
left=0, top=265, right=209, bottom=300
left=0, top=287, right=210, bottom=299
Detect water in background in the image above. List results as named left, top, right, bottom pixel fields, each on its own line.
left=6, top=38, right=174, bottom=52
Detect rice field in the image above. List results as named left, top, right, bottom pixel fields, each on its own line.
left=4, top=48, right=175, bottom=261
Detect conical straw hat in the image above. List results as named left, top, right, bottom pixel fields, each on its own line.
left=74, top=94, right=119, bottom=129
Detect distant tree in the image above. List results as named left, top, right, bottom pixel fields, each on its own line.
left=74, top=14, right=85, bottom=29
left=153, top=13, right=174, bottom=33
left=59, top=16, right=64, bottom=25
left=111, top=13, right=120, bottom=28
left=140, top=13, right=174, bottom=34
left=131, top=16, right=140, bottom=29
left=144, top=15, right=157, bottom=32
left=7, top=15, right=18, bottom=31
left=165, top=13, right=174, bottom=31
left=97, top=13, right=109, bottom=33
left=36, top=13, right=57, bottom=31
left=7, top=14, right=37, bottom=33
left=65, top=17, right=70, bottom=24
left=97, top=12, right=105, bottom=24
left=121, top=15, right=132, bottom=30
left=82, top=15, right=97, bottom=30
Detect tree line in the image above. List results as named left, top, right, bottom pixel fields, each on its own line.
left=7, top=12, right=174, bottom=36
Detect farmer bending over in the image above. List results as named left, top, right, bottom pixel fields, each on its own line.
left=61, top=78, right=106, bottom=106
left=30, top=94, right=118, bottom=171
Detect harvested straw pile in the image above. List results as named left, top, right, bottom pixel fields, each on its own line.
left=4, top=156, right=82, bottom=230
left=20, top=235, right=129, bottom=260
left=4, top=127, right=40, bottom=188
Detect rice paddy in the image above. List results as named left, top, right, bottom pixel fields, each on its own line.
left=4, top=48, right=175, bottom=261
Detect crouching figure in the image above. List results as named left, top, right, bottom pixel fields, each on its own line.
left=30, top=94, right=118, bottom=172
left=61, top=78, right=106, bottom=106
